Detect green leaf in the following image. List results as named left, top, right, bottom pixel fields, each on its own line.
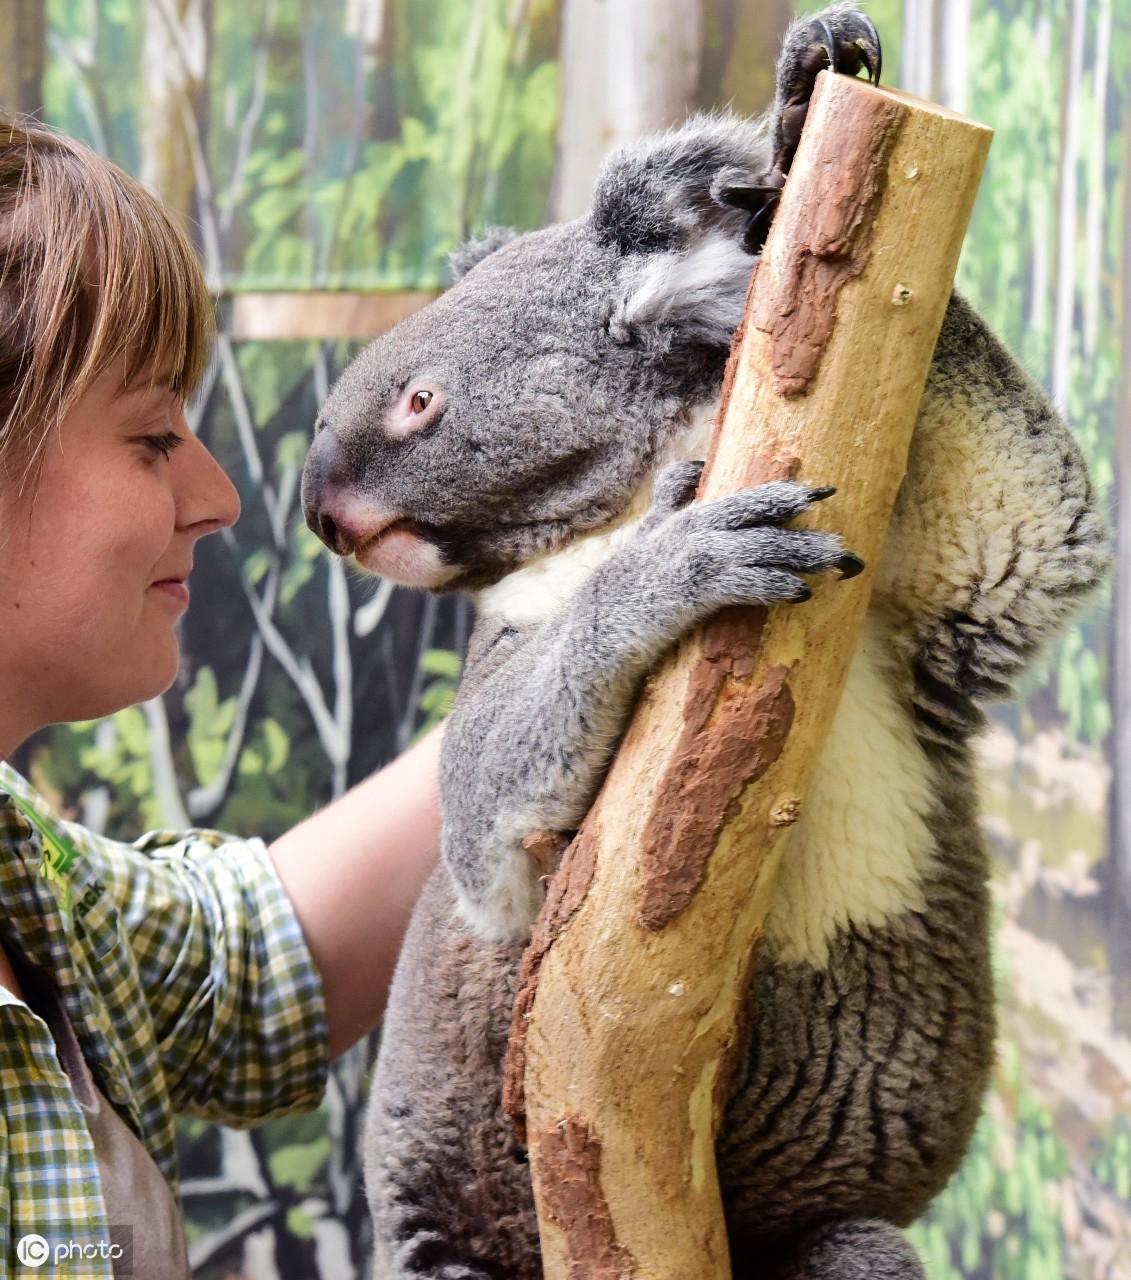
left=259, top=148, right=307, bottom=187
left=421, top=649, right=463, bottom=680
left=261, top=718, right=290, bottom=774
left=286, top=1205, right=315, bottom=1240
left=267, top=1136, right=332, bottom=1193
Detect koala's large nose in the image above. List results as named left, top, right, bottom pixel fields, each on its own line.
left=302, top=424, right=401, bottom=556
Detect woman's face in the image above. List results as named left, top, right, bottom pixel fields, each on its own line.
left=0, top=367, right=240, bottom=748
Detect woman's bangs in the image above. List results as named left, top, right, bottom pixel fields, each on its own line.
left=92, top=182, right=214, bottom=398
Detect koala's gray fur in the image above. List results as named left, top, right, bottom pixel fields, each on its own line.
left=302, top=7, right=1110, bottom=1277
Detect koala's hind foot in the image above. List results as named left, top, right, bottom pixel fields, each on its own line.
left=773, top=7, right=882, bottom=173
left=717, top=6, right=882, bottom=250
left=742, top=1220, right=925, bottom=1280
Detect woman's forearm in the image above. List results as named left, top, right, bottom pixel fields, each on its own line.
left=268, top=724, right=443, bottom=1059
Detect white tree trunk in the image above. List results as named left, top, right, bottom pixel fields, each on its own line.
left=551, top=0, right=703, bottom=221
left=1029, top=183, right=1050, bottom=337
left=1052, top=0, right=1085, bottom=411
left=345, top=0, right=384, bottom=68
left=1112, top=116, right=1131, bottom=918
left=1083, top=0, right=1111, bottom=358
left=940, top=0, right=970, bottom=113
left=140, top=0, right=206, bottom=209
left=901, top=0, right=935, bottom=100
left=0, top=0, right=44, bottom=115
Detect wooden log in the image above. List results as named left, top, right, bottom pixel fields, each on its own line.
left=505, top=71, right=992, bottom=1280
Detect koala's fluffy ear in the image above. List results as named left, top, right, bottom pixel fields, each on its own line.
left=608, top=231, right=754, bottom=352
left=590, top=111, right=772, bottom=255
left=448, top=227, right=521, bottom=283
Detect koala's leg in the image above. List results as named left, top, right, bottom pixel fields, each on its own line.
left=445, top=472, right=860, bottom=941
left=873, top=293, right=1110, bottom=753
left=742, top=1221, right=925, bottom=1280
left=364, top=869, right=541, bottom=1279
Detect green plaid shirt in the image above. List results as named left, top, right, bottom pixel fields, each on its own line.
left=0, top=762, right=329, bottom=1276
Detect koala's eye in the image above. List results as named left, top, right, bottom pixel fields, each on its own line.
left=410, top=390, right=433, bottom=414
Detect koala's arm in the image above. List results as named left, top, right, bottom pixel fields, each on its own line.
left=874, top=293, right=1110, bottom=749
left=442, top=474, right=858, bottom=942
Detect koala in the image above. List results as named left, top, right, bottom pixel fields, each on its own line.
left=301, top=7, right=1109, bottom=1278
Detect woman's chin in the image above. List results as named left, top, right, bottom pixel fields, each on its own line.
left=115, top=639, right=181, bottom=712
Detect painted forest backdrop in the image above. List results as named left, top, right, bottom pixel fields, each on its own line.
left=1, top=0, right=1127, bottom=1277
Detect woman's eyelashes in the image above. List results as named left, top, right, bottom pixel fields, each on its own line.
left=141, top=430, right=185, bottom=460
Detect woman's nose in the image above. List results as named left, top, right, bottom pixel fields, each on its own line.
left=177, top=429, right=241, bottom=534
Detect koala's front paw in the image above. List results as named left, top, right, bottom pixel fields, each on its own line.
left=773, top=7, right=882, bottom=175
left=658, top=480, right=863, bottom=614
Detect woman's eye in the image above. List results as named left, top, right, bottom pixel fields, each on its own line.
left=410, top=390, right=433, bottom=414
left=144, top=431, right=185, bottom=460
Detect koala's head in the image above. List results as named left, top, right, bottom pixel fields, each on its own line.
left=302, top=112, right=771, bottom=592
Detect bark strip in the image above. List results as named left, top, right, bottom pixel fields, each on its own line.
left=535, top=1118, right=638, bottom=1280
left=749, top=94, right=905, bottom=396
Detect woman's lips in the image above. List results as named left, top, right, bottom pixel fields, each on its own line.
left=150, top=580, right=190, bottom=607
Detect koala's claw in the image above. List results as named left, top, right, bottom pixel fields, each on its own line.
left=705, top=479, right=841, bottom=529
left=852, top=16, right=883, bottom=85
left=837, top=552, right=866, bottom=579
left=796, top=11, right=882, bottom=89
left=815, top=18, right=840, bottom=72
left=814, top=14, right=882, bottom=84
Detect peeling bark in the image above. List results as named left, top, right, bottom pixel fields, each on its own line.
left=536, top=1118, right=637, bottom=1280
left=747, top=93, right=904, bottom=397
left=504, top=823, right=599, bottom=1143
left=638, top=624, right=794, bottom=930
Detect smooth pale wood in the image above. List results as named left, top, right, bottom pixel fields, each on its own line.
left=228, top=290, right=436, bottom=340
left=515, top=72, right=992, bottom=1280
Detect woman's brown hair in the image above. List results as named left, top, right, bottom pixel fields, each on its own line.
left=0, top=116, right=214, bottom=489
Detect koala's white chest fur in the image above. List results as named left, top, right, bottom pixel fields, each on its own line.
left=476, top=404, right=939, bottom=969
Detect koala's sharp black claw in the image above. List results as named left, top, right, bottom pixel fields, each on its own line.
left=837, top=553, right=866, bottom=580
left=742, top=197, right=781, bottom=254
left=857, top=16, right=883, bottom=84
left=815, top=19, right=839, bottom=74
left=719, top=179, right=785, bottom=256
left=794, top=583, right=814, bottom=602
left=718, top=180, right=785, bottom=214
left=809, top=486, right=837, bottom=502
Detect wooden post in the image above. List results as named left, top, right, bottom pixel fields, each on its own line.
left=505, top=72, right=992, bottom=1279
left=0, top=0, right=45, bottom=117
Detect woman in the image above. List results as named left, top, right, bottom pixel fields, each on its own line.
left=0, top=117, right=440, bottom=1276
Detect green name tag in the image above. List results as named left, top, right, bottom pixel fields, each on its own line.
left=7, top=790, right=80, bottom=909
